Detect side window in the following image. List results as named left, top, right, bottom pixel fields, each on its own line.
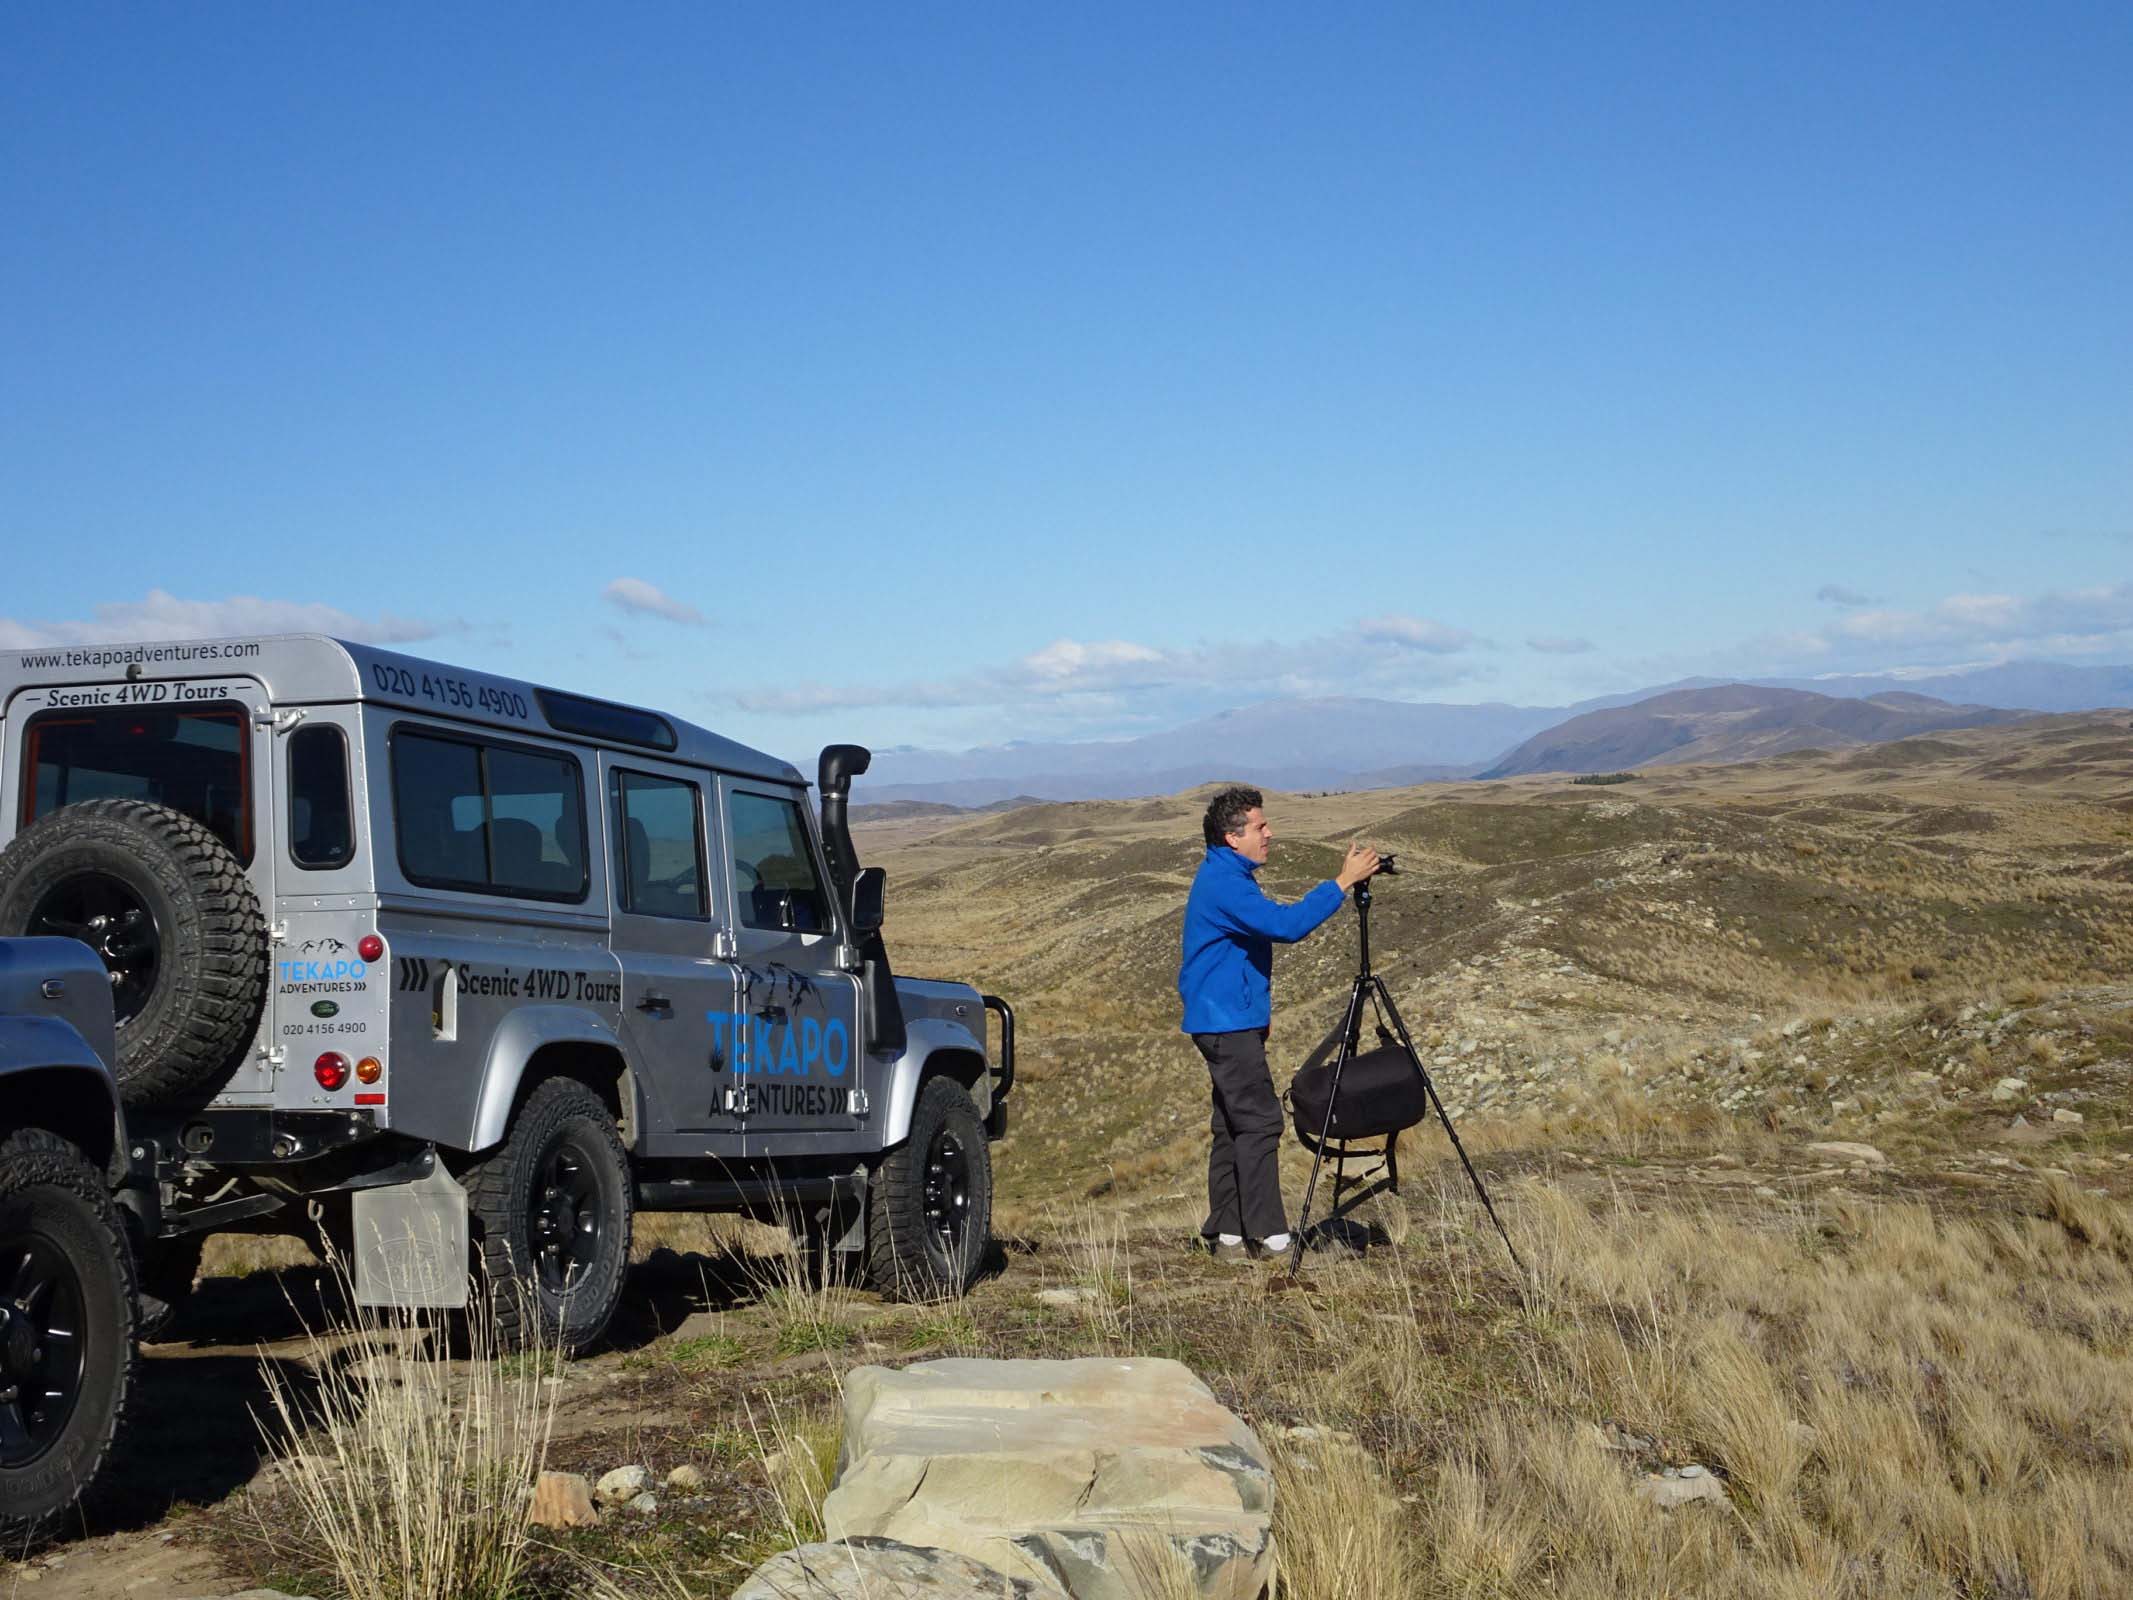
left=390, top=728, right=587, bottom=901
left=610, top=770, right=706, bottom=920
left=288, top=724, right=353, bottom=869
left=728, top=790, right=831, bottom=934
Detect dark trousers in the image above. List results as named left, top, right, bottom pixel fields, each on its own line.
left=1193, top=1028, right=1288, bottom=1242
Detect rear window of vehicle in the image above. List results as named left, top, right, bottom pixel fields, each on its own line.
left=390, top=727, right=587, bottom=901
left=21, top=706, right=253, bottom=863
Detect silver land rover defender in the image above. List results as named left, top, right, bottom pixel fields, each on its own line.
left=0, top=636, right=1013, bottom=1352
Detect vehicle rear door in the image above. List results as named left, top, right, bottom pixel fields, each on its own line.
left=4, top=673, right=281, bottom=1099
left=601, top=755, right=744, bottom=1159
left=715, top=778, right=867, bottom=1150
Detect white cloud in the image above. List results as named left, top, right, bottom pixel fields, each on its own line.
left=1526, top=634, right=1595, bottom=655
left=726, top=616, right=1489, bottom=720
left=1018, top=638, right=1163, bottom=681
left=1723, top=580, right=2133, bottom=682
left=1356, top=614, right=1479, bottom=652
left=0, top=589, right=445, bottom=650
left=1815, top=583, right=1875, bottom=606
left=1820, top=584, right=2133, bottom=653
left=603, top=577, right=704, bottom=626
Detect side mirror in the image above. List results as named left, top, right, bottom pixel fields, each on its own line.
left=850, top=866, right=887, bottom=935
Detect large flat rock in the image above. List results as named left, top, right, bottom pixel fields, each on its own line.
left=733, top=1537, right=1063, bottom=1599
left=821, top=1357, right=1273, bottom=1600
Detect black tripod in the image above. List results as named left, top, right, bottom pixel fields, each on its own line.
left=1286, top=874, right=1526, bottom=1276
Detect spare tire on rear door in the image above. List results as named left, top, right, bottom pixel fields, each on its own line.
left=0, top=799, right=267, bottom=1109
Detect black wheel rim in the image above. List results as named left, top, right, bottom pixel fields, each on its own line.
left=29, top=873, right=161, bottom=1028
left=530, top=1139, right=604, bottom=1298
left=0, top=1235, right=89, bottom=1467
left=922, top=1127, right=971, bottom=1262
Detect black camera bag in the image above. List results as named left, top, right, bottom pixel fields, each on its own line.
left=1287, top=1044, right=1429, bottom=1144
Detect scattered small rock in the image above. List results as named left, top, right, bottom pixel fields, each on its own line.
left=626, top=1491, right=659, bottom=1515
left=1992, top=1077, right=2029, bottom=1103
left=247, top=1453, right=342, bottom=1501
left=594, top=1464, right=651, bottom=1506
left=1806, top=1141, right=1886, bottom=1166
left=1584, top=1420, right=1652, bottom=1454
left=1282, top=1422, right=1361, bottom=1447
left=1036, top=1286, right=1099, bottom=1308
left=1635, top=1467, right=1728, bottom=1510
left=2053, top=1108, right=2085, bottom=1125
left=666, top=1463, right=705, bottom=1493
left=528, top=1471, right=599, bottom=1529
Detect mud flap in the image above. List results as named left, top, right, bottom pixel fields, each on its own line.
left=352, top=1164, right=470, bottom=1309
left=829, top=1169, right=870, bottom=1257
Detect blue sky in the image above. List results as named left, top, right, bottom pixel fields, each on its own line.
left=4, top=4, right=2129, bottom=759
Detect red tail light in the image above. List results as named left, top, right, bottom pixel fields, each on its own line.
left=314, top=1052, right=351, bottom=1091
left=357, top=934, right=385, bottom=962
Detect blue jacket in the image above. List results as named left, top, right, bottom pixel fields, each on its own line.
left=1177, top=846, right=1346, bottom=1034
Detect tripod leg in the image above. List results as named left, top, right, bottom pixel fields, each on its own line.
left=1369, top=977, right=1527, bottom=1275
left=1288, top=977, right=1368, bottom=1275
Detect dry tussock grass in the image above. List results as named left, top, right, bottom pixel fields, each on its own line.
left=997, top=1165, right=2133, bottom=1598
left=251, top=1272, right=560, bottom=1600
left=1228, top=1176, right=2133, bottom=1598
left=1268, top=1428, right=1419, bottom=1600
left=1049, top=1203, right=1135, bottom=1344
left=746, top=1393, right=841, bottom=1552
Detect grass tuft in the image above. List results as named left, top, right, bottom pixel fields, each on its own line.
left=250, top=1272, right=559, bottom=1600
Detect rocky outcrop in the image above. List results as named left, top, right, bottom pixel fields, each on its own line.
left=733, top=1537, right=1064, bottom=1599
left=821, top=1357, right=1273, bottom=1600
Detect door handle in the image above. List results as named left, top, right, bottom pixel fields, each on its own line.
left=636, top=992, right=672, bottom=1014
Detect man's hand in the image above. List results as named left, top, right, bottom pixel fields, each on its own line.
left=1335, top=842, right=1382, bottom=891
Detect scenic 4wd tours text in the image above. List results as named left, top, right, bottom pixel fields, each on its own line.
left=392, top=958, right=620, bottom=1004
left=42, top=680, right=244, bottom=708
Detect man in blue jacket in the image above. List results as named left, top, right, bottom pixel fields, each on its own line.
left=1178, top=786, right=1380, bottom=1262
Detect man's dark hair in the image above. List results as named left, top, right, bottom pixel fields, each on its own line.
left=1203, top=786, right=1264, bottom=848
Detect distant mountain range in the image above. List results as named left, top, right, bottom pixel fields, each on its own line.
left=850, top=658, right=2133, bottom=806
left=856, top=698, right=1559, bottom=807
left=1477, top=686, right=2031, bottom=778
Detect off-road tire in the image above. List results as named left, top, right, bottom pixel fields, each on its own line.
left=0, top=1129, right=138, bottom=1540
left=865, top=1076, right=993, bottom=1302
left=132, top=1232, right=204, bottom=1343
left=461, top=1079, right=632, bottom=1357
left=0, top=800, right=266, bottom=1110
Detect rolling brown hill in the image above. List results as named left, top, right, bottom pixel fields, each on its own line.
left=860, top=710, right=2133, bottom=1215
left=1478, top=683, right=2035, bottom=778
